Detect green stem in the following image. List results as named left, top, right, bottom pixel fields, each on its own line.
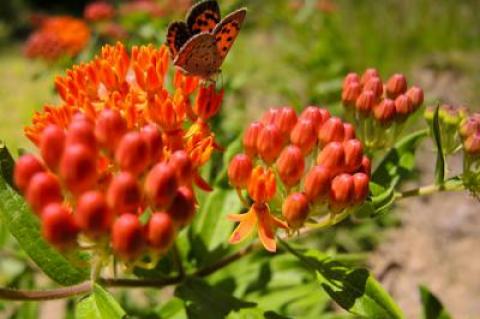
left=395, top=182, right=464, bottom=200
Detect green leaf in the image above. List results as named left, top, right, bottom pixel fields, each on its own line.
left=174, top=278, right=256, bottom=319
left=432, top=106, right=445, bottom=185
left=281, top=240, right=405, bottom=319
left=419, top=286, right=452, bottom=319
left=156, top=297, right=188, bottom=319
left=0, top=143, right=15, bottom=189
left=76, top=284, right=126, bottom=319
left=0, top=146, right=88, bottom=285
left=373, top=129, right=428, bottom=189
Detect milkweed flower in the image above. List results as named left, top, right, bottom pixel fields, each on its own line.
left=84, top=1, right=115, bottom=22
left=16, top=42, right=224, bottom=264
left=24, top=16, right=91, bottom=62
left=228, top=106, right=371, bottom=252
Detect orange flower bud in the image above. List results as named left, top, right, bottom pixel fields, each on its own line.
left=361, top=68, right=380, bottom=84
left=373, top=98, right=396, bottom=123
left=386, top=73, right=407, bottom=98
left=329, top=173, right=354, bottom=211
left=275, top=107, right=298, bottom=137
left=304, top=165, right=331, bottom=202
left=459, top=117, right=480, bottom=138
left=261, top=108, right=280, bottom=125
left=344, top=139, right=363, bottom=172
left=40, top=125, right=65, bottom=171
left=95, top=108, right=127, bottom=151
left=318, top=117, right=345, bottom=145
left=276, top=145, right=305, bottom=187
left=360, top=155, right=372, bottom=177
left=146, top=212, right=175, bottom=251
left=115, top=132, right=150, bottom=175
left=141, top=124, right=163, bottom=163
left=60, top=144, right=97, bottom=195
left=290, top=118, right=317, bottom=155
left=66, top=117, right=97, bottom=151
left=14, top=154, right=45, bottom=192
left=243, top=121, right=263, bottom=157
left=353, top=173, right=370, bottom=203
left=343, top=123, right=356, bottom=141
left=42, top=203, right=78, bottom=248
left=355, top=90, right=376, bottom=113
left=228, top=154, right=253, bottom=188
left=107, top=172, right=142, bottom=214
left=364, top=77, right=383, bottom=99
left=111, top=213, right=144, bottom=259
left=75, top=191, right=113, bottom=236
left=167, top=186, right=196, bottom=227
left=342, top=72, right=360, bottom=89
left=256, top=124, right=284, bottom=164
left=406, top=86, right=424, bottom=109
left=169, top=150, right=193, bottom=186
left=342, top=82, right=362, bottom=107
left=193, top=85, right=224, bottom=120
left=394, top=94, right=413, bottom=116
left=282, top=192, right=309, bottom=229
left=464, top=133, right=480, bottom=155
left=300, top=106, right=330, bottom=131
left=26, top=172, right=63, bottom=214
left=247, top=166, right=276, bottom=203
left=317, top=141, right=345, bottom=175
left=145, top=163, right=178, bottom=209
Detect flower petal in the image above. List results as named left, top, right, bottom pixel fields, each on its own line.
left=255, top=205, right=277, bottom=252
left=228, top=208, right=257, bottom=244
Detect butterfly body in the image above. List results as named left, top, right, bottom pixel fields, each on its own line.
left=167, top=0, right=246, bottom=80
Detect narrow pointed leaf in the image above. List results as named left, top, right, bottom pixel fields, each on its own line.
left=432, top=106, right=445, bottom=185
left=419, top=286, right=452, bottom=319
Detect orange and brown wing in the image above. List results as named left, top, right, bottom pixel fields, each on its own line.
left=213, top=8, right=247, bottom=61
left=166, top=22, right=191, bottom=58
left=186, top=0, right=220, bottom=35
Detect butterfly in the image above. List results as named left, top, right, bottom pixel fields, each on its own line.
left=166, top=0, right=247, bottom=80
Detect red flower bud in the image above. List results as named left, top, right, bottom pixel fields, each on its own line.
left=395, top=94, right=414, bottom=116
left=317, top=142, right=345, bottom=175
left=355, top=90, right=376, bottom=113
left=343, top=123, right=356, bottom=141
left=256, top=124, right=284, bottom=164
left=406, top=86, right=424, bottom=109
left=95, top=108, right=127, bottom=151
left=66, top=117, right=97, bottom=151
left=282, top=192, right=309, bottom=229
left=26, top=172, right=63, bottom=214
left=261, top=108, right=280, bottom=125
left=275, top=107, right=297, bottom=137
left=373, top=98, right=396, bottom=124
left=228, top=154, right=253, bottom=188
left=361, top=68, right=380, bottom=84
left=247, top=166, right=276, bottom=203
left=343, top=72, right=360, bottom=89
left=145, top=163, right=178, bottom=209
left=459, top=117, right=480, bottom=138
left=169, top=150, right=193, bottom=186
left=75, top=191, right=113, bottom=236
left=353, top=173, right=369, bottom=203
left=342, top=82, right=362, bottom=107
left=40, top=125, right=65, bottom=170
left=111, top=213, right=144, bottom=259
left=14, top=154, right=45, bottom=192
left=329, top=173, right=354, bottom=211
left=243, top=122, right=263, bottom=157
left=344, top=139, right=363, bottom=172
left=360, top=155, right=372, bottom=177
left=304, top=165, right=331, bottom=202
left=300, top=106, right=330, bottom=131
left=290, top=118, right=317, bottom=155
left=193, top=85, right=223, bottom=120
left=115, top=132, right=150, bottom=175
left=141, top=124, right=163, bottom=163
left=276, top=145, right=305, bottom=187
left=167, top=186, right=196, bottom=227
left=146, top=212, right=175, bottom=251
left=42, top=203, right=78, bottom=248
left=318, top=117, right=345, bottom=145
left=60, top=144, right=97, bottom=195
left=364, top=77, right=383, bottom=98
left=464, top=133, right=480, bottom=155
left=386, top=74, right=407, bottom=98
left=107, top=172, right=142, bottom=214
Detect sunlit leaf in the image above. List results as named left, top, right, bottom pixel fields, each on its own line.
left=75, top=284, right=126, bottom=319
left=419, top=286, right=452, bottom=319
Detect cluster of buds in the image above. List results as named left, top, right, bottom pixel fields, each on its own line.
left=15, top=42, right=223, bottom=266
left=227, top=106, right=371, bottom=252
left=458, top=112, right=480, bottom=190
left=342, top=68, right=424, bottom=150
left=24, top=16, right=91, bottom=62
left=84, top=1, right=128, bottom=40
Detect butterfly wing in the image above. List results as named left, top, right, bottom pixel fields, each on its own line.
left=213, top=8, right=247, bottom=62
left=166, top=22, right=191, bottom=58
left=186, top=0, right=221, bottom=35
left=173, top=32, right=221, bottom=78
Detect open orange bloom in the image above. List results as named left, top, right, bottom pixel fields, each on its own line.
left=228, top=203, right=287, bottom=252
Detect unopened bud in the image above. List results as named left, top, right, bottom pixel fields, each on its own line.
left=318, top=117, right=345, bottom=145
left=343, top=72, right=360, bottom=89
left=282, top=192, right=309, bottom=229
left=41, top=203, right=78, bottom=248
left=464, top=133, right=480, bottom=155
left=342, top=82, right=362, bottom=107
left=75, top=191, right=113, bottom=236
left=40, top=125, right=65, bottom=171
left=343, top=123, right=356, bottom=141
left=329, top=173, right=354, bottom=211
left=111, top=214, right=144, bottom=259
left=247, top=166, right=276, bottom=203
left=145, top=163, right=178, bottom=209
left=95, top=108, right=127, bottom=151
left=169, top=150, right=193, bottom=186
left=290, top=119, right=317, bottom=155
left=141, top=124, right=163, bottom=163
left=14, top=154, right=45, bottom=192
left=361, top=68, right=380, bottom=84
left=256, top=124, right=284, bottom=164
left=276, top=145, right=305, bottom=188
left=228, top=154, right=253, bottom=188
left=107, top=172, right=142, bottom=214
left=60, top=144, right=97, bottom=195
left=394, top=94, right=414, bottom=116
left=275, top=107, right=297, bottom=137
left=147, top=212, right=175, bottom=251
left=26, top=172, right=63, bottom=214
left=364, top=77, right=383, bottom=98
left=353, top=173, right=369, bottom=203
left=386, top=74, right=407, bottom=98
left=344, top=139, right=363, bottom=172
left=243, top=122, right=263, bottom=157
left=167, top=186, right=196, bottom=227
left=300, top=106, right=330, bottom=131
left=406, top=86, right=424, bottom=109
left=373, top=98, right=396, bottom=124
left=115, top=132, right=150, bottom=175
left=304, top=165, right=331, bottom=202
left=355, top=90, right=376, bottom=113
left=66, top=116, right=97, bottom=151
left=317, top=141, right=345, bottom=175
left=459, top=116, right=480, bottom=138
left=261, top=108, right=280, bottom=125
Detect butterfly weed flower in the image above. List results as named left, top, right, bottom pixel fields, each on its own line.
left=15, top=42, right=225, bottom=271
left=84, top=2, right=115, bottom=22
left=341, top=68, right=424, bottom=150
left=228, top=106, right=371, bottom=252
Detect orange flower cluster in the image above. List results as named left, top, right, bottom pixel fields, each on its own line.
left=24, top=16, right=91, bottom=61
left=16, top=42, right=223, bottom=262
left=227, top=106, right=371, bottom=252
left=342, top=68, right=424, bottom=149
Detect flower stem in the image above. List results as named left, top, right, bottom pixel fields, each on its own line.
left=395, top=181, right=464, bottom=200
